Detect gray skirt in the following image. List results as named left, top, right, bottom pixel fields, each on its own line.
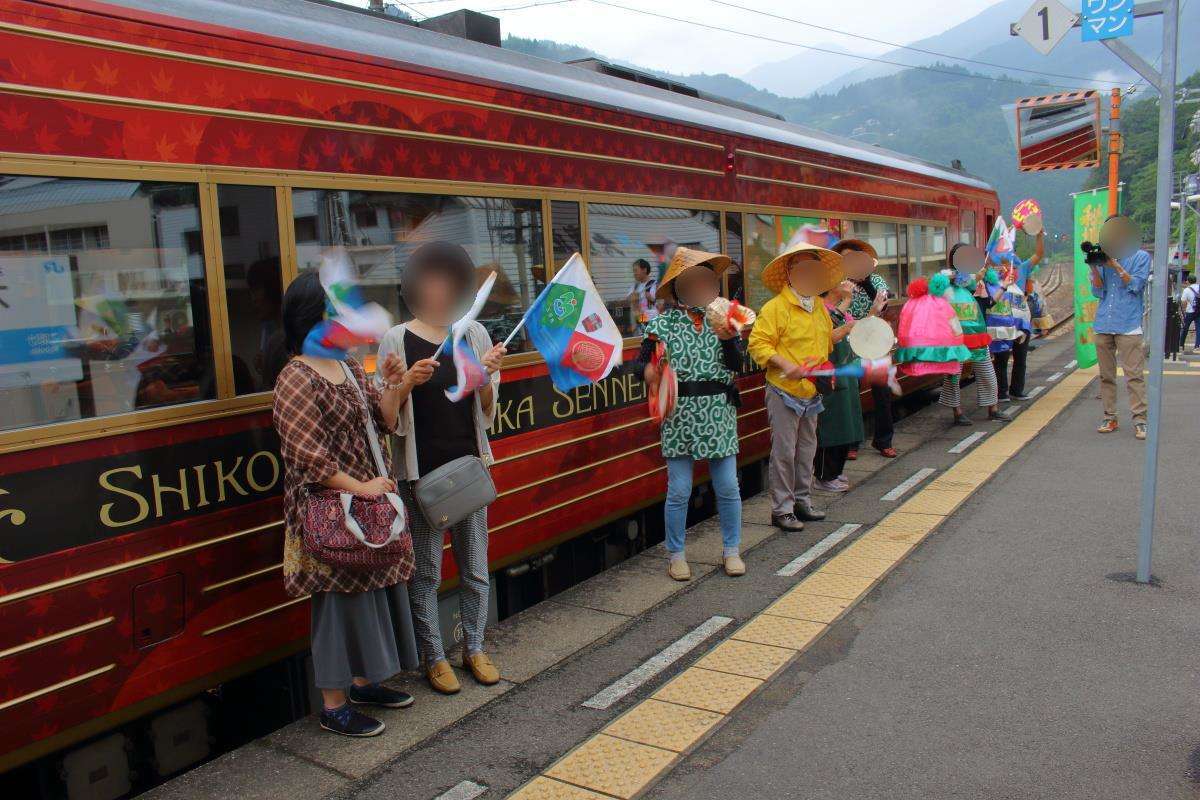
left=310, top=583, right=420, bottom=689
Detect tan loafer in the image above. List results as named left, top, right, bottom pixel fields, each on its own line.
left=427, top=659, right=461, bottom=695
left=667, top=559, right=691, bottom=581
left=724, top=555, right=746, bottom=577
left=462, top=651, right=500, bottom=685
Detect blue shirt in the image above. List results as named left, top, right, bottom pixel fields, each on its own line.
left=1091, top=249, right=1150, bottom=335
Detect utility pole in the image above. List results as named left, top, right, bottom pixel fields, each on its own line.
left=1108, top=88, right=1122, bottom=217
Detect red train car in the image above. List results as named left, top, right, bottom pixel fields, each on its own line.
left=0, top=0, right=999, bottom=787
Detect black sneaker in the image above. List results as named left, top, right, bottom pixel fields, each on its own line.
left=348, top=683, right=414, bottom=709
left=794, top=499, right=826, bottom=522
left=952, top=414, right=973, bottom=427
left=320, top=704, right=385, bottom=737
left=988, top=409, right=1013, bottom=422
left=1010, top=392, right=1031, bottom=400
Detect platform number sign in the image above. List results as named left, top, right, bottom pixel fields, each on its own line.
left=1081, top=0, right=1134, bottom=41
left=1013, top=0, right=1077, bottom=56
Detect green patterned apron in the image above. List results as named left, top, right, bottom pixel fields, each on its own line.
left=645, top=309, right=739, bottom=460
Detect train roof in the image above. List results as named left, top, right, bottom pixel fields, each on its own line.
left=102, top=0, right=995, bottom=194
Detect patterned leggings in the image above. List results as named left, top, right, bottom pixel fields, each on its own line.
left=401, top=484, right=490, bottom=665
left=939, top=357, right=999, bottom=410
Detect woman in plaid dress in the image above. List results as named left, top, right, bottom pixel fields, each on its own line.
left=273, top=270, right=418, bottom=739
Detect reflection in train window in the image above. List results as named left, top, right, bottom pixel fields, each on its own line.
left=217, top=185, right=283, bottom=393
left=290, top=190, right=546, bottom=353
left=743, top=214, right=842, bottom=310
left=843, top=220, right=903, bottom=294
left=907, top=224, right=947, bottom=279
left=550, top=200, right=582, bottom=271
left=724, top=212, right=744, bottom=304
left=960, top=210, right=977, bottom=245
left=0, top=175, right=215, bottom=432
left=586, top=204, right=719, bottom=337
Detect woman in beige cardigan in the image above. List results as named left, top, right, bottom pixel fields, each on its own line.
left=377, top=242, right=504, bottom=695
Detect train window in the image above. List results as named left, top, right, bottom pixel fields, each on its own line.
left=290, top=189, right=546, bottom=353
left=550, top=200, right=582, bottom=270
left=843, top=220, right=902, bottom=294
left=960, top=210, right=977, bottom=245
left=724, top=212, right=744, bottom=304
left=743, top=213, right=842, bottom=310
left=0, top=175, right=215, bottom=432
left=217, top=185, right=283, bottom=393
left=907, top=224, right=947, bottom=279
left=586, top=203, right=720, bottom=337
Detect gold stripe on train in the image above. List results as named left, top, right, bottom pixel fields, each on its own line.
left=0, top=82, right=725, bottom=179
left=0, top=520, right=283, bottom=607
left=0, top=21, right=725, bottom=154
left=735, top=147, right=987, bottom=199
left=201, top=563, right=284, bottom=594
left=201, top=596, right=310, bottom=638
left=738, top=173, right=957, bottom=209
left=0, top=617, right=116, bottom=661
left=490, top=382, right=764, bottom=467
left=491, top=424, right=770, bottom=534
left=0, top=664, right=116, bottom=713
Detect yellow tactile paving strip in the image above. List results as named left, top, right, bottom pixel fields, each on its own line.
left=507, top=367, right=1096, bottom=800
left=763, top=590, right=851, bottom=623
left=603, top=699, right=723, bottom=752
left=508, top=777, right=615, bottom=800
left=652, top=667, right=763, bottom=714
left=731, top=613, right=827, bottom=650
left=544, top=734, right=675, bottom=799
left=693, top=639, right=796, bottom=679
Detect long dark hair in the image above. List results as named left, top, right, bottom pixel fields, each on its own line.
left=281, top=271, right=326, bottom=356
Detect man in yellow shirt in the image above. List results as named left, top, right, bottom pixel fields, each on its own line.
left=748, top=242, right=843, bottom=532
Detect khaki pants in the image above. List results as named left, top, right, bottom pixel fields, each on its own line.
left=1095, top=332, right=1147, bottom=424
left=765, top=388, right=819, bottom=517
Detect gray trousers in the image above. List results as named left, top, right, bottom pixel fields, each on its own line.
left=401, top=483, right=490, bottom=666
left=765, top=388, right=820, bottom=517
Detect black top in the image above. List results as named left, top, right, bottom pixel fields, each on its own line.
left=404, top=329, right=478, bottom=476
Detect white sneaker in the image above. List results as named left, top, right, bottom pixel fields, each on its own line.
left=815, top=477, right=849, bottom=493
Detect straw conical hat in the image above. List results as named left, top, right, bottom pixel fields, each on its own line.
left=761, top=241, right=843, bottom=295
left=655, top=247, right=732, bottom=301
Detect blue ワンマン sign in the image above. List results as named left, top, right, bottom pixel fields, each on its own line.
left=1081, top=0, right=1134, bottom=41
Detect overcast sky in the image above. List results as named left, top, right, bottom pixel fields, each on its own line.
left=340, top=0, right=999, bottom=76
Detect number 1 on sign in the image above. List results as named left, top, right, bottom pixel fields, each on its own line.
left=1038, top=5, right=1049, bottom=39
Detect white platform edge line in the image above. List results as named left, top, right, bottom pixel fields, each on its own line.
left=1064, top=359, right=1078, bottom=370
left=1026, top=385, right=1046, bottom=399
left=776, top=523, right=862, bottom=577
left=948, top=431, right=987, bottom=454
left=434, top=781, right=488, bottom=800
left=1047, top=371, right=1064, bottom=382
left=880, top=468, right=936, bottom=501
left=581, top=615, right=734, bottom=710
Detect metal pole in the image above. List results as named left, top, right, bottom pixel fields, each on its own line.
left=1137, top=0, right=1179, bottom=584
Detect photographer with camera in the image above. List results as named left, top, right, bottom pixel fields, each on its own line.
left=1085, top=215, right=1151, bottom=439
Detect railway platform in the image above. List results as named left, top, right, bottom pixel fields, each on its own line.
left=141, top=321, right=1200, bottom=800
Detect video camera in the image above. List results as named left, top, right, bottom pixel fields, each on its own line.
left=1080, top=241, right=1109, bottom=267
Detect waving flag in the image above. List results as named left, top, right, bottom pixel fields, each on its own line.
left=525, top=253, right=622, bottom=391
left=443, top=271, right=497, bottom=402
left=303, top=250, right=392, bottom=360
left=985, top=217, right=1016, bottom=266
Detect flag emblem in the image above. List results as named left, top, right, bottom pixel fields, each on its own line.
left=525, top=253, right=622, bottom=391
